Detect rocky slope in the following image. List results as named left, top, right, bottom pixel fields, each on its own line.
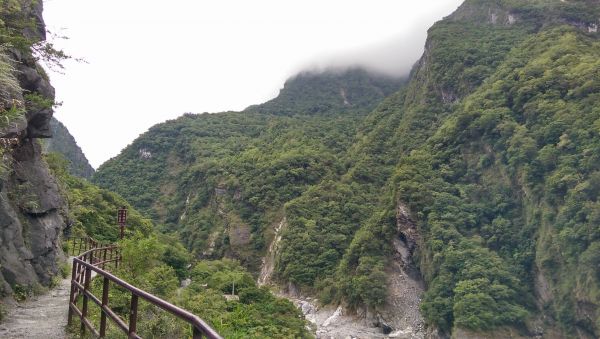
left=0, top=0, right=65, bottom=300
left=43, top=117, right=94, bottom=179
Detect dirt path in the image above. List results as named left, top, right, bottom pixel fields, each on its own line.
left=0, top=278, right=70, bottom=339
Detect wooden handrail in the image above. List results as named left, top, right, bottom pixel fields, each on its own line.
left=69, top=236, right=107, bottom=257
left=68, top=245, right=222, bottom=339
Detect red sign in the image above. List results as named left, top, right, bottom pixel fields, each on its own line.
left=117, top=207, right=127, bottom=225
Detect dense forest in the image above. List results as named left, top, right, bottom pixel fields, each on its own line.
left=47, top=153, right=310, bottom=337
left=94, top=69, right=404, bottom=272
left=86, top=0, right=600, bottom=337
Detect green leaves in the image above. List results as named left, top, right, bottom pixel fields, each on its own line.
left=180, top=259, right=310, bottom=338
left=46, top=152, right=154, bottom=242
left=119, top=234, right=164, bottom=279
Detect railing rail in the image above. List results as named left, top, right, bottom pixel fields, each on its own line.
left=69, top=236, right=116, bottom=259
left=68, top=243, right=222, bottom=339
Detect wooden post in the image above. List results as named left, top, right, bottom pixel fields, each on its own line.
left=100, top=276, right=110, bottom=337
left=193, top=326, right=204, bottom=339
left=102, top=248, right=107, bottom=270
left=80, top=263, right=85, bottom=285
left=81, top=265, right=91, bottom=335
left=129, top=294, right=138, bottom=338
left=67, top=261, right=77, bottom=326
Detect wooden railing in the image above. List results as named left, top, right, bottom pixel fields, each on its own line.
left=69, top=237, right=120, bottom=269
left=67, top=240, right=222, bottom=339
left=69, top=236, right=100, bottom=256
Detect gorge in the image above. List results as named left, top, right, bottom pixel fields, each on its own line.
left=2, top=0, right=600, bottom=338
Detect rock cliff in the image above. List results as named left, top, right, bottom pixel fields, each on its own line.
left=0, top=0, right=65, bottom=298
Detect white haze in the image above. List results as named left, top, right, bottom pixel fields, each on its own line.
left=301, top=22, right=440, bottom=76
left=43, top=0, right=463, bottom=168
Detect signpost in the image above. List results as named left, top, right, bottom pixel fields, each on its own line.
left=117, top=206, right=127, bottom=239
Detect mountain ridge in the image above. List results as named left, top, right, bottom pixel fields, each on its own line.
left=94, top=0, right=600, bottom=337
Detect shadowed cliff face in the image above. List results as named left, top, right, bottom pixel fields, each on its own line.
left=43, top=117, right=95, bottom=179
left=0, top=0, right=65, bottom=296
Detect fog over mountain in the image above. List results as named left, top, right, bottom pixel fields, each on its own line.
left=301, top=23, right=438, bottom=77
left=44, top=0, right=462, bottom=168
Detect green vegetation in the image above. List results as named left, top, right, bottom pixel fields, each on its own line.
left=12, top=284, right=31, bottom=302
left=0, top=48, right=24, bottom=140
left=94, top=69, right=403, bottom=273
left=47, top=153, right=153, bottom=242
left=49, top=153, right=308, bottom=337
left=74, top=235, right=309, bottom=338
left=0, top=50, right=21, bottom=108
left=331, top=17, right=600, bottom=334
left=0, top=0, right=37, bottom=52
left=93, top=0, right=600, bottom=337
left=0, top=0, right=71, bottom=178
left=176, top=259, right=309, bottom=338
left=12, top=282, right=45, bottom=302
left=408, top=26, right=600, bottom=333
left=0, top=0, right=71, bottom=69
left=246, top=68, right=402, bottom=115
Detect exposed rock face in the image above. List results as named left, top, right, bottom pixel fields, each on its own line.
left=258, top=217, right=286, bottom=286
left=447, top=1, right=518, bottom=26
left=396, top=202, right=419, bottom=254
left=0, top=0, right=65, bottom=297
left=275, top=202, right=427, bottom=339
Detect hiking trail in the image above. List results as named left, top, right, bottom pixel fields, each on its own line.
left=0, top=277, right=70, bottom=339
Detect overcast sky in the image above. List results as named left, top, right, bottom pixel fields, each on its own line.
left=43, top=0, right=463, bottom=168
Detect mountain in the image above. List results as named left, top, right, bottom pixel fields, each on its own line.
left=93, top=69, right=404, bottom=270
left=94, top=0, right=600, bottom=337
left=43, top=117, right=94, bottom=179
left=245, top=68, right=403, bottom=115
